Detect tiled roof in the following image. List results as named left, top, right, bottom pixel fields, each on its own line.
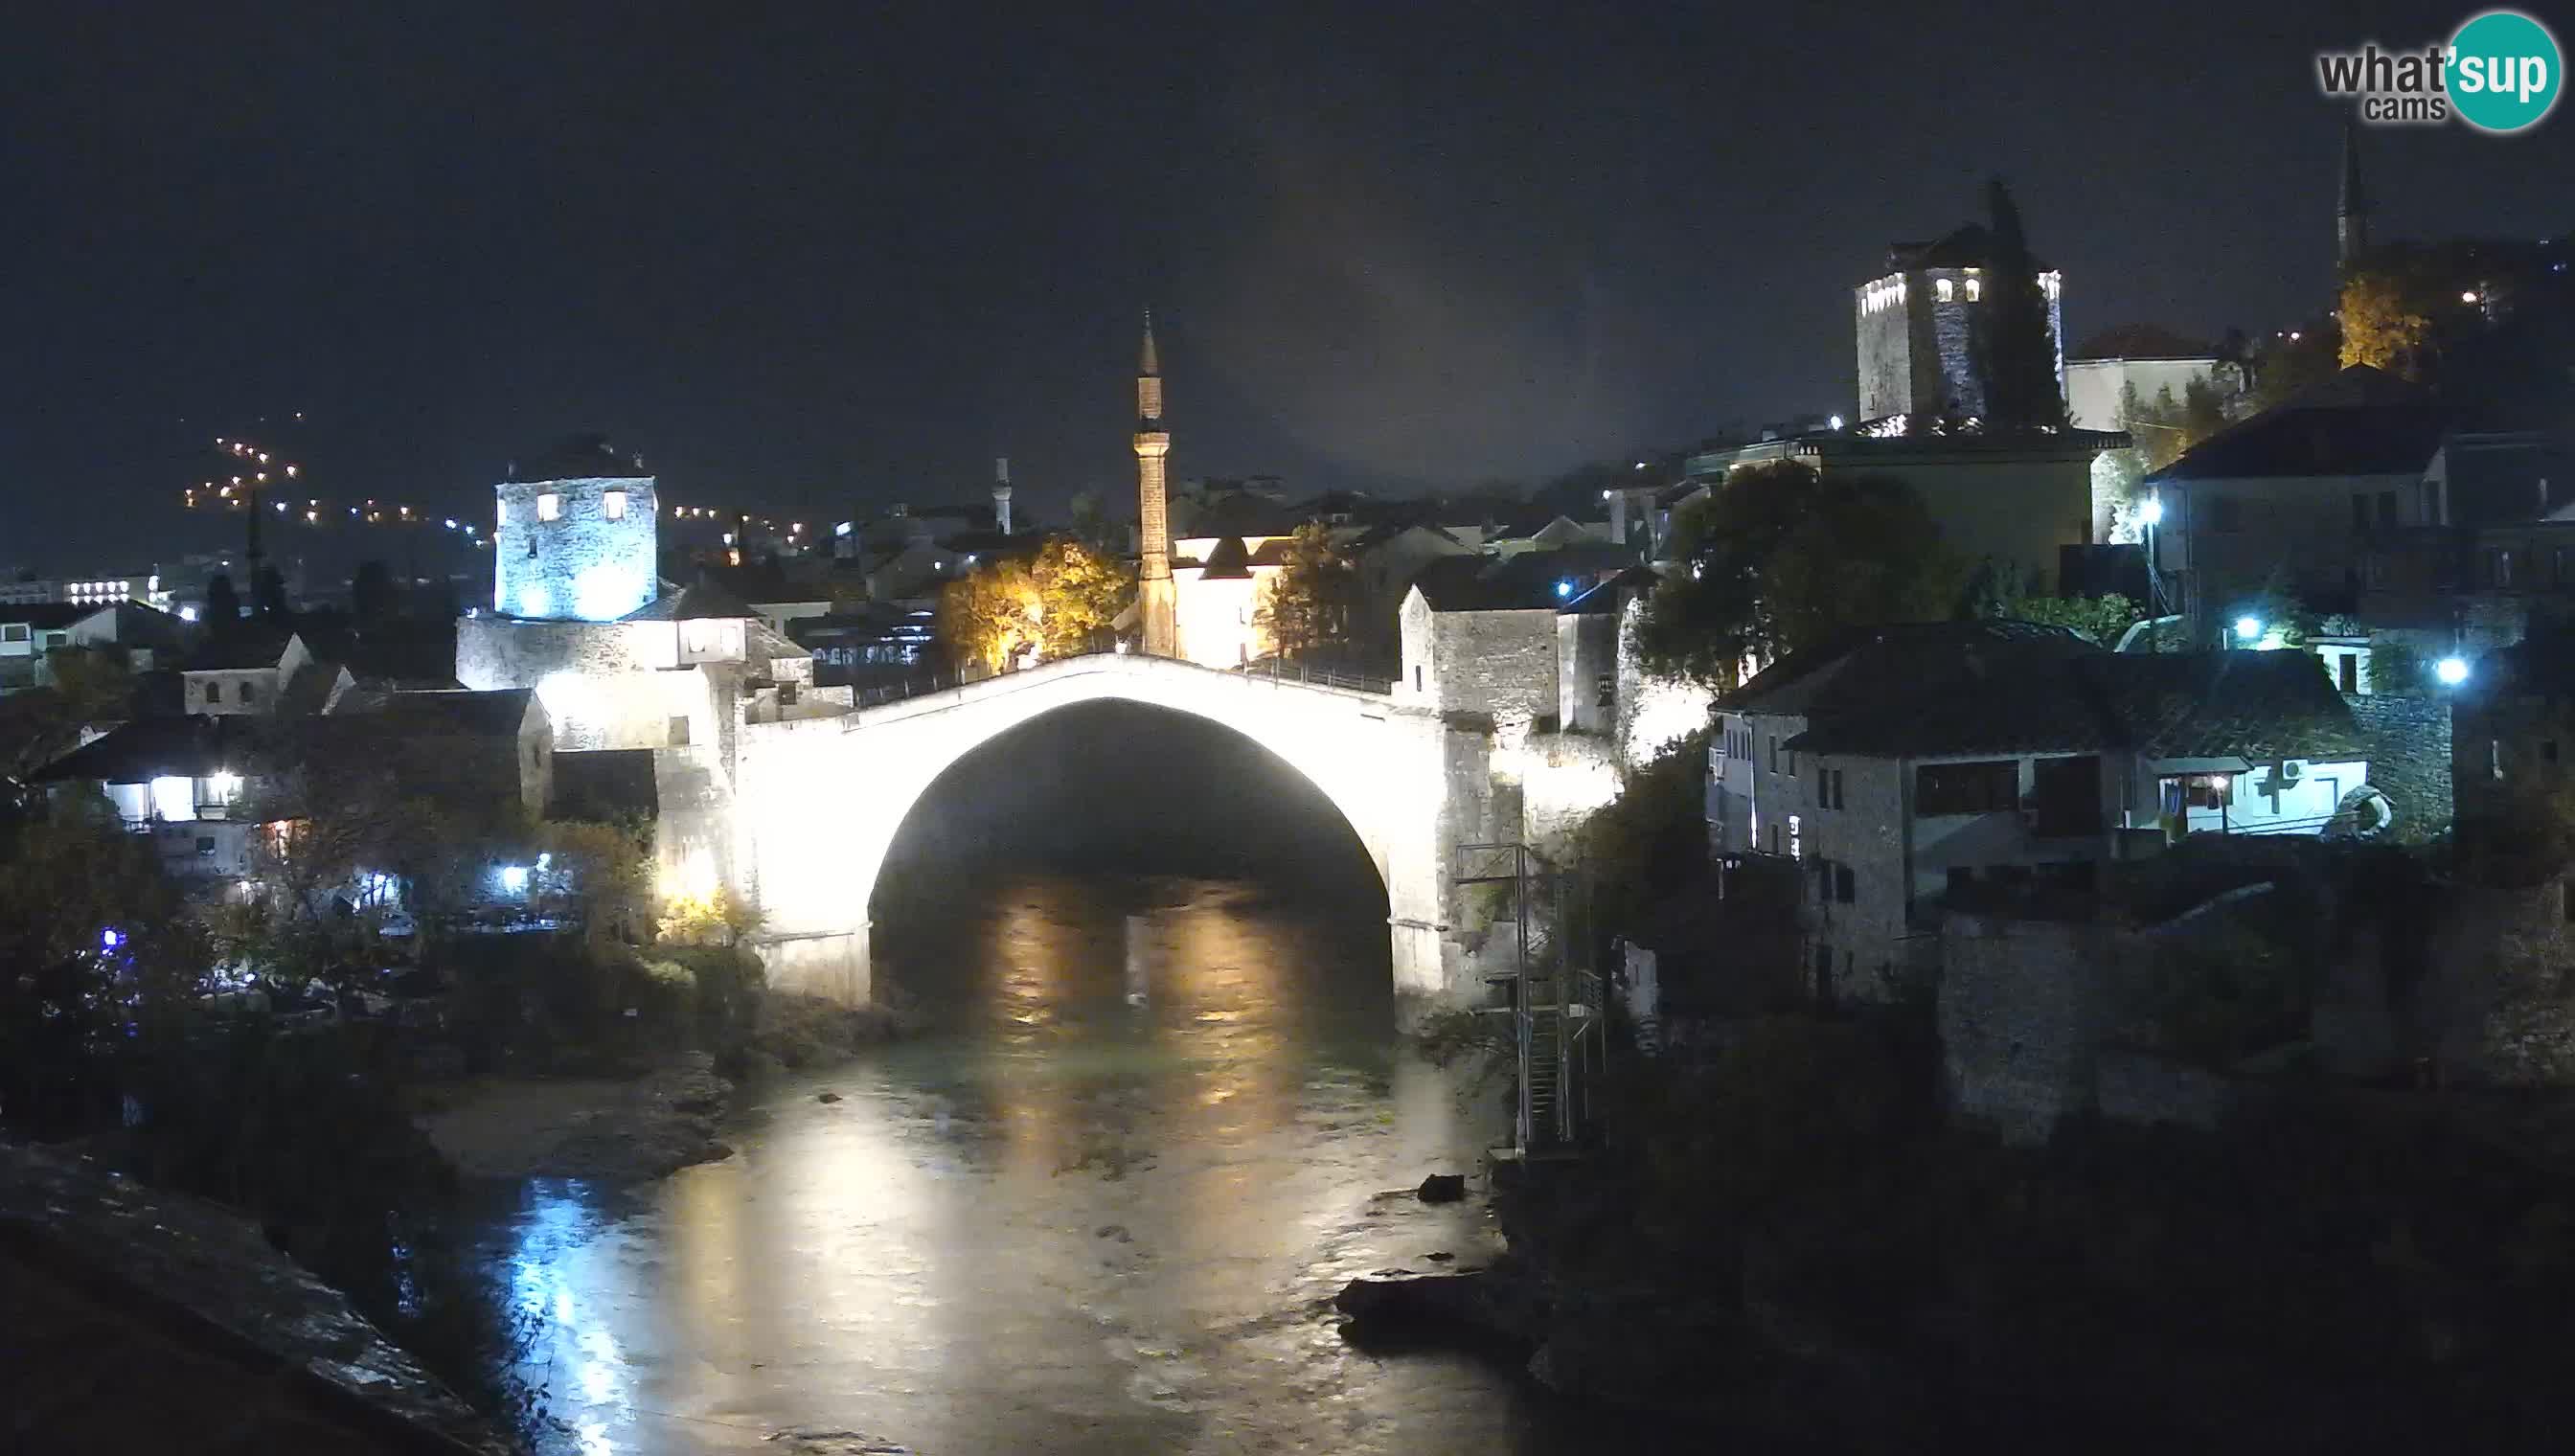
left=624, top=580, right=756, bottom=621
left=2146, top=367, right=2445, bottom=484
left=1884, top=222, right=2052, bottom=273
left=1729, top=621, right=2100, bottom=719
left=1196, top=535, right=1254, bottom=580
left=346, top=688, right=536, bottom=738
left=1784, top=648, right=2365, bottom=762
left=1410, top=555, right=1564, bottom=612
left=181, top=629, right=297, bottom=672
left=31, top=715, right=269, bottom=784
left=2071, top=324, right=2217, bottom=361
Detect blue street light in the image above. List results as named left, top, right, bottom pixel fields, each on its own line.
left=2436, top=655, right=2471, bottom=686
left=2140, top=496, right=2164, bottom=526
left=2235, top=616, right=2263, bottom=642
left=1555, top=580, right=1574, bottom=600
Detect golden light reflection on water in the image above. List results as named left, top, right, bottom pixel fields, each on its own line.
left=484, top=874, right=1579, bottom=1455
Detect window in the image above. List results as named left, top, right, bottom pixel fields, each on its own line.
left=1787, top=814, right=1802, bottom=860
left=669, top=716, right=692, bottom=747
left=537, top=492, right=562, bottom=522
left=2161, top=773, right=2235, bottom=810
left=1916, top=760, right=2019, bottom=816
left=1964, top=277, right=1982, bottom=302
left=1768, top=737, right=1778, bottom=773
left=0, top=623, right=26, bottom=643
left=1829, top=768, right=1845, bottom=809
left=2337, top=653, right=2359, bottom=694
left=1834, top=864, right=1855, bottom=904
left=204, top=680, right=222, bottom=704
left=2029, top=755, right=2102, bottom=836
left=1936, top=278, right=1955, bottom=303
left=239, top=681, right=257, bottom=705
left=604, top=489, right=627, bottom=521
left=1414, top=666, right=1423, bottom=692
left=1595, top=672, right=1614, bottom=709
left=195, top=836, right=216, bottom=856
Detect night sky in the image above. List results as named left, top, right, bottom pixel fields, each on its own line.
left=9, top=1, right=2570, bottom=570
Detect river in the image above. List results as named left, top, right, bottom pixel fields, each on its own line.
left=468, top=869, right=1675, bottom=1454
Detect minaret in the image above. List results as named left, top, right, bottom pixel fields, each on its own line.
left=1133, top=309, right=1177, bottom=657
left=991, top=455, right=1014, bottom=536
left=2336, top=120, right=2370, bottom=269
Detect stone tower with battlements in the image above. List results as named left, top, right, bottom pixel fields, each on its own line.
left=1133, top=310, right=1178, bottom=657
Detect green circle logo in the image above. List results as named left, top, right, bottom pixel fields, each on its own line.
left=2448, top=10, right=2562, bottom=132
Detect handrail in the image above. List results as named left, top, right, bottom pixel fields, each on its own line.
left=847, top=647, right=1397, bottom=708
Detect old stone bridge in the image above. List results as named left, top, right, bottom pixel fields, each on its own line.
left=720, top=652, right=1614, bottom=1012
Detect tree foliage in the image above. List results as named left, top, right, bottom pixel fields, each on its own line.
left=2338, top=270, right=2432, bottom=377
left=205, top=572, right=241, bottom=627
left=1983, top=590, right=2144, bottom=646
left=937, top=536, right=1133, bottom=673
left=1252, top=522, right=1353, bottom=660
left=0, top=798, right=209, bottom=1133
left=1633, top=462, right=1964, bottom=689
left=2120, top=378, right=2232, bottom=474
left=1973, top=177, right=2067, bottom=429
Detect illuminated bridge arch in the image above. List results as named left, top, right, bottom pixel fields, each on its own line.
left=731, top=653, right=1463, bottom=1009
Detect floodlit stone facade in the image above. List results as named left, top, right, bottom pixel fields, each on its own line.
left=494, top=473, right=658, bottom=623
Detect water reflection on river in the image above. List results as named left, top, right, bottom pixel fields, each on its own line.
left=476, top=873, right=1654, bottom=1454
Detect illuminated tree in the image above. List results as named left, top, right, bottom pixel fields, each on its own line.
left=2120, top=378, right=2231, bottom=473
left=1028, top=536, right=1132, bottom=659
left=1634, top=462, right=1963, bottom=688
left=937, top=536, right=1132, bottom=671
left=2337, top=270, right=2431, bottom=376
left=936, top=557, right=1041, bottom=674
left=1252, top=523, right=1353, bottom=660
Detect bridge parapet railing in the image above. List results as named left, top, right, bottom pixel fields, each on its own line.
left=843, top=648, right=1393, bottom=709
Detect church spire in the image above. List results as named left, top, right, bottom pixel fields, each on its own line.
left=2337, top=120, right=2370, bottom=268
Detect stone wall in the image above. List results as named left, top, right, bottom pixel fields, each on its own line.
left=1938, top=913, right=2117, bottom=1145
left=1430, top=608, right=1561, bottom=727
left=493, top=473, right=658, bottom=621
left=2426, top=880, right=2575, bottom=1086
left=2344, top=692, right=2451, bottom=839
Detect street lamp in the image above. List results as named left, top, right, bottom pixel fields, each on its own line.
left=2436, top=655, right=2471, bottom=686
left=2235, top=616, right=2264, bottom=643
left=2139, top=496, right=2163, bottom=527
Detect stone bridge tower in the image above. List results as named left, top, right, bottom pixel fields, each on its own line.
left=1134, top=310, right=1178, bottom=657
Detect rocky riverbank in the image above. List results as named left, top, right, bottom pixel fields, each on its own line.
left=0, top=1141, right=519, bottom=1454
left=419, top=1052, right=737, bottom=1184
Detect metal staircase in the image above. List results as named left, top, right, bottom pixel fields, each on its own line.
left=1455, top=842, right=1605, bottom=1161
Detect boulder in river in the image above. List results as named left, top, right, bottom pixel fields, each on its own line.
left=1416, top=1172, right=1467, bottom=1203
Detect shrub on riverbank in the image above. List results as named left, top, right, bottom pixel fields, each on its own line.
left=1498, top=1012, right=2575, bottom=1445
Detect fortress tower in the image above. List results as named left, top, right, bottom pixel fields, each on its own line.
left=1854, top=226, right=2063, bottom=423
left=1133, top=311, right=1177, bottom=657
left=492, top=434, right=658, bottom=623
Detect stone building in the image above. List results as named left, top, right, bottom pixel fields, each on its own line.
left=455, top=440, right=844, bottom=900
left=1854, top=223, right=2063, bottom=423
left=492, top=436, right=658, bottom=624
left=1712, top=624, right=2371, bottom=1005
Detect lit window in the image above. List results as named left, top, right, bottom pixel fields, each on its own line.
left=1936, top=278, right=1955, bottom=303
left=604, top=489, right=627, bottom=521
left=1965, top=277, right=1982, bottom=302
left=537, top=492, right=562, bottom=522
